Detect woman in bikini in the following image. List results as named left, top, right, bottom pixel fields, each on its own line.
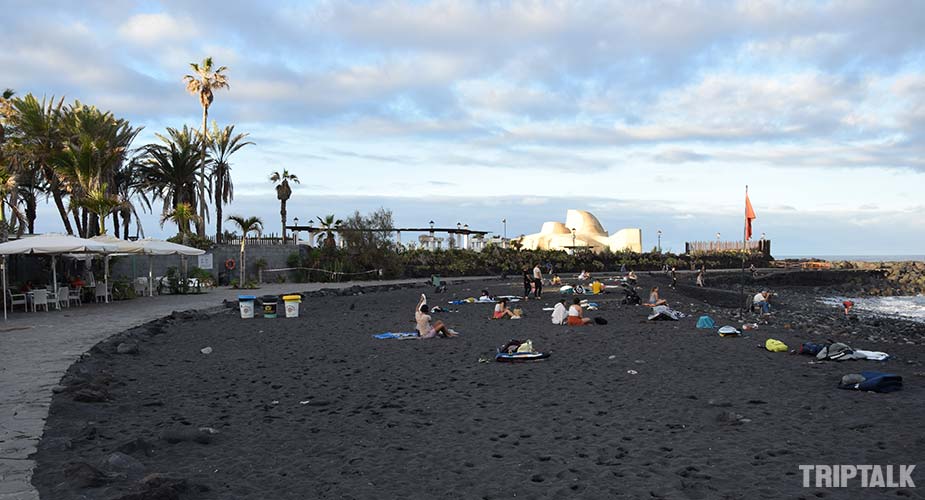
left=492, top=297, right=520, bottom=319
left=567, top=297, right=593, bottom=326
left=415, top=294, right=457, bottom=338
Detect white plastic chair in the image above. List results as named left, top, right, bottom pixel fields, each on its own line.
left=95, top=283, right=110, bottom=303
left=133, top=280, right=147, bottom=297
left=57, top=287, right=70, bottom=309
left=32, top=289, right=50, bottom=312
left=68, top=287, right=82, bottom=307
left=7, top=289, right=28, bottom=312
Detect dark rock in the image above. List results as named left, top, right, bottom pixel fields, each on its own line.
left=101, top=452, right=145, bottom=478
left=159, top=427, right=213, bottom=444
left=115, top=438, right=157, bottom=457
left=73, top=388, right=109, bottom=403
left=117, top=342, right=140, bottom=355
left=64, top=462, right=112, bottom=488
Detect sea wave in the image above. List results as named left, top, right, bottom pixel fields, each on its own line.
left=821, top=295, right=925, bottom=324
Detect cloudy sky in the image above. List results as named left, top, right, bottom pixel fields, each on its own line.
left=4, top=0, right=924, bottom=256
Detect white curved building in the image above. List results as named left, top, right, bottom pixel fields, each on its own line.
left=517, top=210, right=642, bottom=253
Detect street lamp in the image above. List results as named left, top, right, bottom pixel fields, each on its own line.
left=293, top=217, right=299, bottom=245
left=715, top=232, right=721, bottom=252
left=502, top=218, right=507, bottom=246
left=657, top=229, right=662, bottom=253
left=571, top=227, right=577, bottom=250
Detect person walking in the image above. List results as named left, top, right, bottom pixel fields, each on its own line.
left=532, top=263, right=543, bottom=299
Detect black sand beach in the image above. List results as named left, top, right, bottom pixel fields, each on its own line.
left=33, top=276, right=925, bottom=499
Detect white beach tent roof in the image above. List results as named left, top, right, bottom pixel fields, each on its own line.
left=0, top=233, right=120, bottom=255
left=89, top=234, right=146, bottom=254
left=135, top=238, right=205, bottom=256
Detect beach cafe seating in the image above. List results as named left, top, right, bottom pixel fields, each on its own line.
left=7, top=289, right=28, bottom=312
left=32, top=289, right=50, bottom=312
left=68, top=287, right=82, bottom=307
left=133, top=279, right=147, bottom=297
left=95, top=283, right=111, bottom=303
left=56, top=286, right=70, bottom=309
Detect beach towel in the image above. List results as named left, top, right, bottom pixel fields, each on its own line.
left=372, top=332, right=419, bottom=340
left=647, top=305, right=685, bottom=321
left=853, top=349, right=890, bottom=361
left=696, top=316, right=715, bottom=329
left=765, top=338, right=788, bottom=352
left=839, top=371, right=902, bottom=393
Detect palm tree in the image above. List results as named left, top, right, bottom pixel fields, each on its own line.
left=184, top=57, right=229, bottom=237
left=209, top=124, right=253, bottom=242
left=6, top=94, right=73, bottom=233
left=160, top=202, right=200, bottom=245
left=316, top=214, right=342, bottom=249
left=0, top=166, right=25, bottom=242
left=0, top=89, right=14, bottom=166
left=78, top=184, right=122, bottom=235
left=140, top=126, right=204, bottom=230
left=226, top=215, right=262, bottom=285
left=270, top=169, right=299, bottom=243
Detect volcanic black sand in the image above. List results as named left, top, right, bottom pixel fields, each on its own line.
left=33, top=275, right=925, bottom=499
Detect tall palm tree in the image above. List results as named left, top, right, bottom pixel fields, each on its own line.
left=316, top=214, right=342, bottom=249
left=226, top=215, right=262, bottom=285
left=184, top=57, right=229, bottom=237
left=270, top=169, right=299, bottom=243
left=209, top=124, right=253, bottom=242
left=112, top=157, right=149, bottom=239
left=6, top=94, right=73, bottom=233
left=0, top=166, right=25, bottom=242
left=140, top=126, right=204, bottom=229
left=0, top=89, right=14, bottom=166
left=160, top=202, right=200, bottom=245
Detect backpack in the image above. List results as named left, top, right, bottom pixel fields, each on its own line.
left=817, top=342, right=855, bottom=361
left=839, top=371, right=903, bottom=393
left=765, top=338, right=788, bottom=352
left=798, top=342, right=825, bottom=356
left=696, top=316, right=715, bottom=329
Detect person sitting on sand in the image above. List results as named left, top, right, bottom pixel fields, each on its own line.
left=578, top=270, right=590, bottom=282
left=478, top=289, right=494, bottom=302
left=644, top=286, right=668, bottom=307
left=753, top=290, right=771, bottom=315
left=551, top=274, right=562, bottom=286
left=492, top=297, right=520, bottom=319
left=416, top=294, right=457, bottom=338
left=551, top=299, right=568, bottom=324
left=567, top=297, right=593, bottom=326
left=626, top=270, right=637, bottom=286
left=591, top=279, right=604, bottom=294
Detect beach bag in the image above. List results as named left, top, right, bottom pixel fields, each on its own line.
left=718, top=326, right=741, bottom=337
left=516, top=340, right=534, bottom=353
left=817, top=342, right=854, bottom=361
left=559, top=285, right=574, bottom=295
left=798, top=342, right=825, bottom=356
left=593, top=317, right=608, bottom=325
left=839, top=371, right=903, bottom=393
left=765, top=339, right=788, bottom=352
left=696, top=316, right=715, bottom=329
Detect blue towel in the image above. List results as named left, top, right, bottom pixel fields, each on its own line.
left=372, top=332, right=419, bottom=339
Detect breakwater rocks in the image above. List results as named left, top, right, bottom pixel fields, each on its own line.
left=834, top=261, right=925, bottom=296
left=706, top=263, right=924, bottom=297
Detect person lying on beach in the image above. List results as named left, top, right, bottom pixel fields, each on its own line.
left=492, top=297, right=520, bottom=319
left=644, top=287, right=668, bottom=307
left=551, top=299, right=568, bottom=324
left=478, top=290, right=494, bottom=302
left=416, top=294, right=457, bottom=338
left=753, top=291, right=771, bottom=315
left=567, top=297, right=593, bottom=326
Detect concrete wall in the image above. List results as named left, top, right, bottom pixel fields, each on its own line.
left=109, top=243, right=303, bottom=285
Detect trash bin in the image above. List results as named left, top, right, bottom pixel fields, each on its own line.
left=238, top=295, right=256, bottom=319
left=283, top=294, right=302, bottom=318
left=259, top=295, right=279, bottom=318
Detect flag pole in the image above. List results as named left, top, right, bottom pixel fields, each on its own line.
left=741, top=185, right=748, bottom=311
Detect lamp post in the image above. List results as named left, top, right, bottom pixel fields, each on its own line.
left=502, top=218, right=507, bottom=248
left=657, top=229, right=662, bottom=253
left=715, top=232, right=721, bottom=251
left=571, top=227, right=576, bottom=252
left=307, top=220, right=313, bottom=247
left=463, top=224, right=469, bottom=250
left=429, top=220, right=435, bottom=251
left=293, top=217, right=299, bottom=245
left=456, top=222, right=461, bottom=248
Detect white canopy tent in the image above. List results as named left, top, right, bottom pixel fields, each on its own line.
left=0, top=234, right=119, bottom=319
left=134, top=239, right=205, bottom=296
left=89, top=235, right=146, bottom=303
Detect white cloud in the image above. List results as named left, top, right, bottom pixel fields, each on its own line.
left=117, top=13, right=197, bottom=45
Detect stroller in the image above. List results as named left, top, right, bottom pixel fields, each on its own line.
left=620, top=283, right=641, bottom=305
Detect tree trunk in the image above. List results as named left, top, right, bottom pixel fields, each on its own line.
left=122, top=212, right=130, bottom=240
left=215, top=173, right=223, bottom=243
left=112, top=212, right=120, bottom=238
left=89, top=213, right=99, bottom=236
left=26, top=192, right=36, bottom=234
left=46, top=172, right=74, bottom=235
left=73, top=208, right=84, bottom=238
left=197, top=106, right=208, bottom=237
left=280, top=199, right=287, bottom=243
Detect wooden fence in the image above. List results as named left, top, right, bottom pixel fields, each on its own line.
left=206, top=234, right=289, bottom=246
left=685, top=240, right=771, bottom=255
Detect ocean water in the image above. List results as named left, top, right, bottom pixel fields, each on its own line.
left=779, top=255, right=923, bottom=263
left=821, top=295, right=925, bottom=324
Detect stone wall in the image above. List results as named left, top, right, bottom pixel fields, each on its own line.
left=109, top=244, right=303, bottom=285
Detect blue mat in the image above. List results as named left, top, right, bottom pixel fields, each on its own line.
left=372, top=332, right=419, bottom=339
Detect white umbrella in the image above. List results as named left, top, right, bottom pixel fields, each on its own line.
left=0, top=234, right=119, bottom=319
left=90, top=235, right=147, bottom=303
left=134, top=239, right=205, bottom=297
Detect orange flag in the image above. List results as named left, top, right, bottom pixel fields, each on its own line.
left=745, top=190, right=756, bottom=240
